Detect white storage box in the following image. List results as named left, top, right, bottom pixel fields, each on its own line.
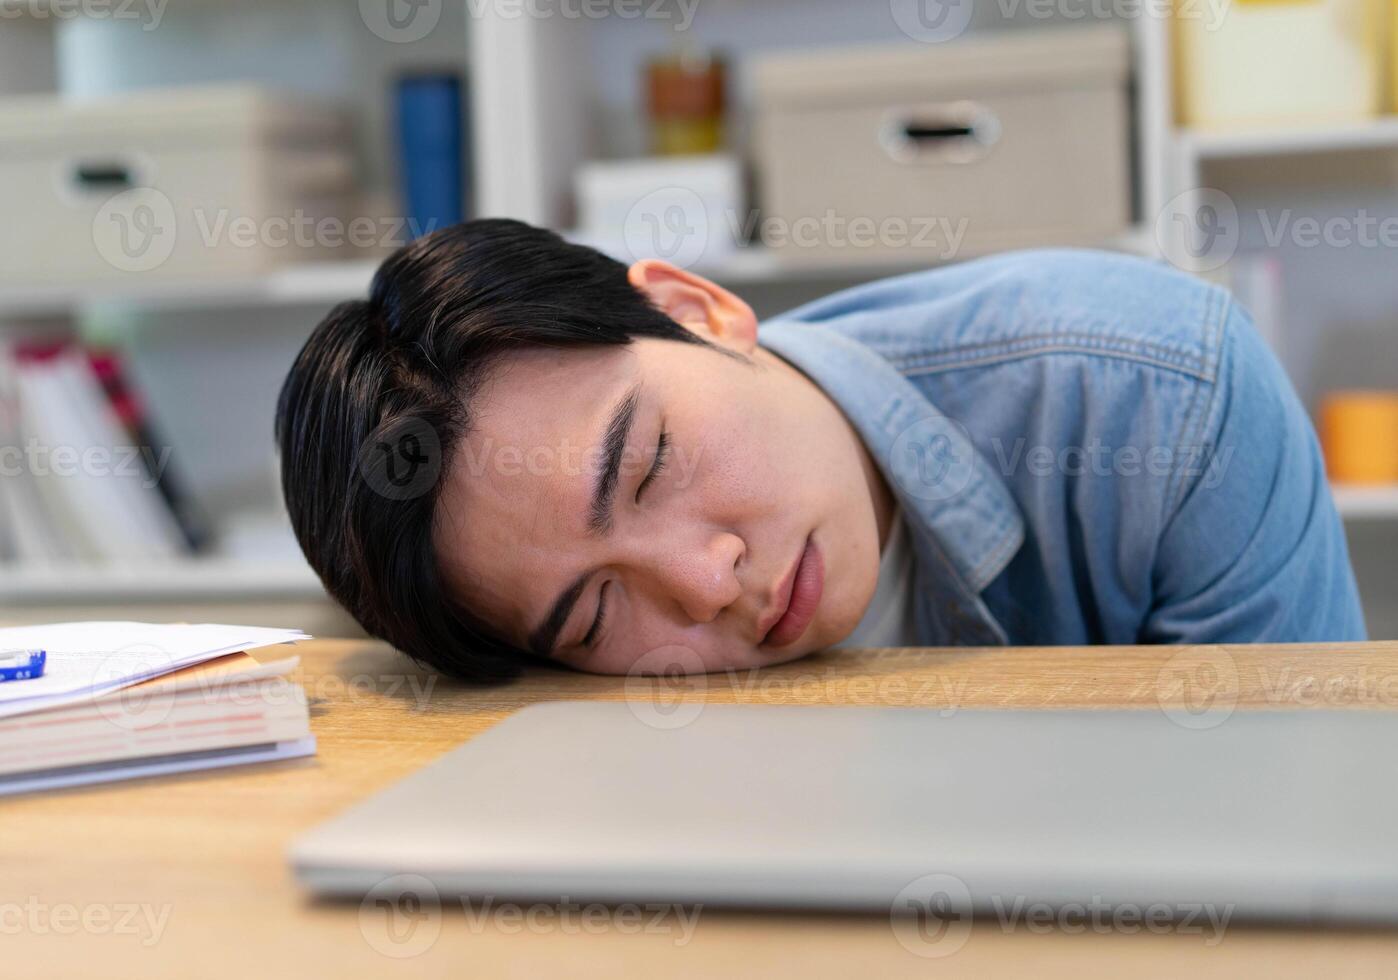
left=751, top=26, right=1131, bottom=264
left=574, top=154, right=744, bottom=271
left=0, top=86, right=356, bottom=286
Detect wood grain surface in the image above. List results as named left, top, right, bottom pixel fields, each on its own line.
left=4, top=639, right=1398, bottom=978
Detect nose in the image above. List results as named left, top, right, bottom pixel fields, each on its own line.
left=650, top=529, right=744, bottom=624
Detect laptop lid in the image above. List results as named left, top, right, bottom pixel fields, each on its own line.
left=290, top=702, right=1398, bottom=923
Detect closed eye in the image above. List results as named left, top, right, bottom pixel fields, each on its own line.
left=636, top=429, right=670, bottom=501
left=582, top=581, right=610, bottom=648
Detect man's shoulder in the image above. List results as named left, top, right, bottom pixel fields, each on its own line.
left=765, top=248, right=1233, bottom=385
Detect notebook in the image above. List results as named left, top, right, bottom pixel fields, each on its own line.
left=0, top=622, right=315, bottom=795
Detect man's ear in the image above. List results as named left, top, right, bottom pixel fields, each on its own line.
left=627, top=259, right=758, bottom=354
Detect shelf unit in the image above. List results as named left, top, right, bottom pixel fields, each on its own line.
left=1130, top=14, right=1398, bottom=532
left=1179, top=116, right=1398, bottom=161
left=1, top=4, right=1395, bottom=609
left=0, top=558, right=324, bottom=602
left=0, top=261, right=382, bottom=319
left=1332, top=484, right=1398, bottom=522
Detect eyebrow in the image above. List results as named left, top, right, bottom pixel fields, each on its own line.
left=527, top=382, right=641, bottom=658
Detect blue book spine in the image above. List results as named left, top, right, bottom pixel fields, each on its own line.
left=395, top=74, right=465, bottom=239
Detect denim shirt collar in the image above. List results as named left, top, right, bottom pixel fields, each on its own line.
left=760, top=319, right=1025, bottom=644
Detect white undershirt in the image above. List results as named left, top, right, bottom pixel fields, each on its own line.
left=836, top=506, right=920, bottom=648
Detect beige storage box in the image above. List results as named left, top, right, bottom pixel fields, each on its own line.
left=751, top=26, right=1131, bottom=265
left=0, top=86, right=355, bottom=286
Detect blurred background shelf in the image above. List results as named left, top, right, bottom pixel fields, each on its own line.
left=0, top=228, right=1159, bottom=318
left=1180, top=117, right=1398, bottom=161
left=1332, top=484, right=1398, bottom=521
left=0, top=261, right=379, bottom=318
left=0, top=557, right=322, bottom=602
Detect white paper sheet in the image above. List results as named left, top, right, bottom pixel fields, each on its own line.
left=0, top=622, right=310, bottom=719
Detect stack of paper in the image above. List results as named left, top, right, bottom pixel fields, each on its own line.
left=0, top=622, right=315, bottom=795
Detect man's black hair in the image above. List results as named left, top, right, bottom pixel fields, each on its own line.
left=275, top=218, right=706, bottom=681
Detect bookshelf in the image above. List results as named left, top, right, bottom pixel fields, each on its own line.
left=0, top=1, right=1394, bottom=618
left=1179, top=116, right=1398, bottom=161
left=1332, top=484, right=1398, bottom=522
left=0, top=261, right=382, bottom=319
left=0, top=559, right=323, bottom=602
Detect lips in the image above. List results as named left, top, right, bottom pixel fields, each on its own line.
left=760, top=536, right=825, bottom=648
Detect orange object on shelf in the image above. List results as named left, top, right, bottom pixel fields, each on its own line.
left=645, top=51, right=726, bottom=155
left=1319, top=390, right=1398, bottom=484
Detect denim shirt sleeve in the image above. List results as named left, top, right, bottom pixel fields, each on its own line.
left=1141, top=304, right=1367, bottom=643
left=762, top=249, right=1367, bottom=647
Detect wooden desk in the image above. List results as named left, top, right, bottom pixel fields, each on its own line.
left=6, top=640, right=1398, bottom=978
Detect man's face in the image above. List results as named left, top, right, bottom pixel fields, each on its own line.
left=432, top=261, right=891, bottom=675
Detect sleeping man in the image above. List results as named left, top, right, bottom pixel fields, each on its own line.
left=276, top=219, right=1365, bottom=681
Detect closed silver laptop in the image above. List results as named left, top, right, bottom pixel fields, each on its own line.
left=290, top=702, right=1398, bottom=923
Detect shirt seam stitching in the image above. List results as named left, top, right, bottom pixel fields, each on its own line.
left=887, top=332, right=1213, bottom=381
left=968, top=516, right=1023, bottom=595
left=895, top=343, right=1214, bottom=383
left=1162, top=289, right=1232, bottom=525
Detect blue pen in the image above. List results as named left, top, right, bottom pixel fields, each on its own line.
left=0, top=649, right=46, bottom=683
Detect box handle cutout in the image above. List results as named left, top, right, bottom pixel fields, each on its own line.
left=70, top=161, right=136, bottom=193
left=881, top=103, right=1001, bottom=165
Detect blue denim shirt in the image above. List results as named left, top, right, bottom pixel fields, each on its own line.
left=759, top=249, right=1367, bottom=647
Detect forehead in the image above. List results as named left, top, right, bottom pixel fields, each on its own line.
left=433, top=344, right=638, bottom=635
left=473, top=344, right=634, bottom=445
